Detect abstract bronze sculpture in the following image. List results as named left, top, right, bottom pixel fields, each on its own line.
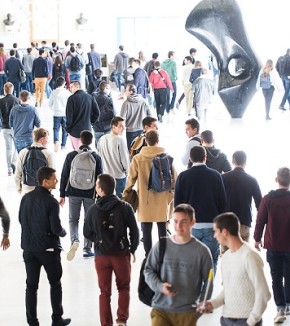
left=186, top=0, right=261, bottom=118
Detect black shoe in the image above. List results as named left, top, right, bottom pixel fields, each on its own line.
left=35, top=102, right=38, bottom=107
left=52, top=318, right=71, bottom=326
left=279, top=106, right=286, bottom=111
left=157, top=114, right=163, bottom=122
left=11, top=163, right=16, bottom=174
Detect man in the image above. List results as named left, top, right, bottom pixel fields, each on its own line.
left=123, top=130, right=177, bottom=257
left=144, top=204, right=213, bottom=326
left=31, top=48, right=49, bottom=107
left=113, top=45, right=129, bottom=92
left=181, top=56, right=194, bottom=115
left=162, top=51, right=178, bottom=113
left=22, top=47, right=35, bottom=94
left=200, top=130, right=232, bottom=174
left=132, top=59, right=149, bottom=99
left=15, top=128, right=54, bottom=195
left=4, top=49, right=24, bottom=97
left=181, top=118, right=201, bottom=169
left=87, top=44, right=101, bottom=84
left=0, top=82, right=19, bottom=175
left=64, top=46, right=84, bottom=83
left=276, top=48, right=290, bottom=110
left=19, top=167, right=71, bottom=326
left=144, top=52, right=158, bottom=77
left=83, top=173, right=139, bottom=326
left=97, top=116, right=129, bottom=198
left=222, top=151, right=262, bottom=242
left=0, top=196, right=10, bottom=250
left=66, top=80, right=99, bottom=150
left=120, top=84, right=151, bottom=149
left=59, top=130, right=102, bottom=260
left=129, top=116, right=158, bottom=160
left=201, top=212, right=271, bottom=326
left=48, top=76, right=71, bottom=151
left=254, top=167, right=290, bottom=323
left=9, top=90, right=41, bottom=153
left=174, top=146, right=226, bottom=273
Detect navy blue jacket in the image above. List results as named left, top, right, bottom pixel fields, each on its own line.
left=5, top=57, right=24, bottom=80
left=19, top=186, right=66, bottom=252
left=60, top=145, right=103, bottom=199
left=222, top=167, right=262, bottom=227
left=174, top=164, right=227, bottom=223
left=0, top=94, right=20, bottom=129
left=32, top=56, right=48, bottom=78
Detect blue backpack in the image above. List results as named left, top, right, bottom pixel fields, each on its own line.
left=260, top=73, right=271, bottom=89
left=148, top=153, right=174, bottom=192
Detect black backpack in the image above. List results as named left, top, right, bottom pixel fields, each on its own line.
left=95, top=201, right=128, bottom=254
left=69, top=55, right=82, bottom=72
left=148, top=153, right=174, bottom=192
left=138, top=237, right=167, bottom=306
left=22, top=147, right=48, bottom=186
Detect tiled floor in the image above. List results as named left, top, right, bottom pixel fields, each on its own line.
left=1, top=87, right=290, bottom=325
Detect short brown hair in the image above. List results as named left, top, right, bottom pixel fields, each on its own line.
left=33, top=128, right=49, bottom=142
left=277, top=167, right=290, bottom=187
left=19, top=90, right=30, bottom=102
left=145, top=130, right=159, bottom=146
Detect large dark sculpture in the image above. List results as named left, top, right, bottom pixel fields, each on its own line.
left=186, top=0, right=261, bottom=118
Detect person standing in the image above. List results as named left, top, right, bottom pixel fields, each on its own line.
left=22, top=47, right=35, bottom=94
left=0, top=82, right=19, bottom=176
left=144, top=204, right=213, bottom=326
left=181, top=56, right=194, bottom=115
left=256, top=59, right=283, bottom=120
left=66, top=80, right=99, bottom=150
left=276, top=48, right=290, bottom=110
left=4, top=49, right=24, bottom=97
left=132, top=59, right=149, bottom=99
left=19, top=167, right=71, bottom=326
left=0, top=196, right=10, bottom=250
left=0, top=46, right=8, bottom=96
left=9, top=90, right=41, bottom=153
left=64, top=46, right=84, bottom=84
left=201, top=212, right=271, bottom=326
left=120, top=84, right=151, bottom=149
left=87, top=44, right=101, bottom=84
left=113, top=45, right=129, bottom=93
left=254, top=167, right=290, bottom=323
left=83, top=173, right=139, bottom=326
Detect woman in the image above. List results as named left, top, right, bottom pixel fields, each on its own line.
left=0, top=47, right=7, bottom=95
left=256, top=59, right=282, bottom=120
left=52, top=55, right=66, bottom=90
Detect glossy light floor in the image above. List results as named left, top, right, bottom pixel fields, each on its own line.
left=1, top=88, right=290, bottom=325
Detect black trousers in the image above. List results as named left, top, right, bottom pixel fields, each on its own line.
left=154, top=88, right=168, bottom=117
left=142, top=222, right=166, bottom=256
left=23, top=250, right=63, bottom=326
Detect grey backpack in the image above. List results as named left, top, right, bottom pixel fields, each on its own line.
left=69, top=149, right=96, bottom=190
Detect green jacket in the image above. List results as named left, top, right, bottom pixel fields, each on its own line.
left=161, top=58, right=177, bottom=82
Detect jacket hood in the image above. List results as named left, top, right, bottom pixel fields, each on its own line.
left=269, top=189, right=290, bottom=199
left=127, top=94, right=142, bottom=103
left=162, top=59, right=174, bottom=69
left=14, top=104, right=34, bottom=112
left=139, top=146, right=165, bottom=158
left=96, top=194, right=120, bottom=211
left=205, top=147, right=222, bottom=162
left=120, top=52, right=129, bottom=59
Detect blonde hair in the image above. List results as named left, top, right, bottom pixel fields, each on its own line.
left=4, top=82, right=13, bottom=94
left=33, top=128, right=49, bottom=142
left=0, top=47, right=5, bottom=56
left=194, top=60, right=202, bottom=68
left=262, top=59, right=273, bottom=75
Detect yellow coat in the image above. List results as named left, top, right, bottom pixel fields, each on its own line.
left=124, top=146, right=177, bottom=222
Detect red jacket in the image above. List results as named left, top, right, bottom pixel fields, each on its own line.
left=149, top=69, right=173, bottom=91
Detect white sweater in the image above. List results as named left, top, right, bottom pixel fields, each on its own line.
left=211, top=243, right=271, bottom=326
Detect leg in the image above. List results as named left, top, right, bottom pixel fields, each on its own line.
left=283, top=253, right=290, bottom=305
left=95, top=256, right=114, bottom=326
left=94, top=131, right=106, bottom=148
left=68, top=134, right=80, bottom=150
left=34, top=78, right=41, bottom=105
left=267, top=250, right=286, bottom=308
left=175, top=311, right=198, bottom=326
left=23, top=251, right=41, bottom=326
left=82, top=198, right=95, bottom=251
left=156, top=222, right=167, bottom=239
left=170, top=82, right=177, bottom=109
left=126, top=130, right=142, bottom=150
left=142, top=222, right=153, bottom=257
left=68, top=196, right=82, bottom=244
left=115, top=177, right=126, bottom=198
left=2, top=129, right=15, bottom=173
left=60, top=117, right=68, bottom=148
left=112, top=254, right=131, bottom=324
left=151, top=309, right=172, bottom=326
left=53, top=117, right=61, bottom=143
left=240, top=225, right=250, bottom=242
left=39, top=78, right=48, bottom=107
left=184, top=84, right=193, bottom=114
left=14, top=139, right=33, bottom=153
left=280, top=77, right=290, bottom=108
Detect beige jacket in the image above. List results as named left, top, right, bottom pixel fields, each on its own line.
left=124, top=146, right=177, bottom=222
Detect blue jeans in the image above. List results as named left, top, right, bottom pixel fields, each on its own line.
left=267, top=250, right=290, bottom=308
left=126, top=130, right=142, bottom=150
left=192, top=228, right=219, bottom=274
left=53, top=116, right=67, bottom=147
left=94, top=130, right=109, bottom=147
left=115, top=177, right=126, bottom=198
left=115, top=72, right=122, bottom=92
left=24, top=72, right=34, bottom=93
left=262, top=86, right=274, bottom=117
left=221, top=316, right=262, bottom=326
left=2, top=129, right=17, bottom=172
left=45, top=80, right=52, bottom=98
left=69, top=73, right=81, bottom=83
left=14, top=138, right=33, bottom=153
left=23, top=250, right=64, bottom=325
left=68, top=196, right=95, bottom=251
left=169, top=81, right=177, bottom=110
left=0, top=74, right=7, bottom=95
left=280, top=76, right=290, bottom=107
left=8, top=78, right=21, bottom=97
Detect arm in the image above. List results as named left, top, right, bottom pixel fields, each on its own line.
left=217, top=175, right=227, bottom=213
left=123, top=157, right=138, bottom=193
left=46, top=152, right=55, bottom=169
left=91, top=96, right=100, bottom=125
left=118, top=140, right=130, bottom=174
left=83, top=205, right=95, bottom=242
left=49, top=200, right=66, bottom=237
left=0, top=197, right=10, bottom=240
left=34, top=111, right=41, bottom=128
left=124, top=203, right=139, bottom=254
left=15, top=150, right=26, bottom=193
left=222, top=156, right=232, bottom=173
left=252, top=179, right=262, bottom=210
left=59, top=154, right=72, bottom=198
left=174, top=174, right=183, bottom=207
left=253, top=196, right=268, bottom=250
left=65, top=97, right=73, bottom=133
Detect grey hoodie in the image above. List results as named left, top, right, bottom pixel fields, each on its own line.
left=114, top=52, right=129, bottom=73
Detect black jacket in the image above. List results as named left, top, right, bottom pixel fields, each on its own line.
left=19, top=186, right=66, bottom=251
left=92, top=91, right=115, bottom=132
left=60, top=145, right=103, bottom=198
left=66, top=90, right=100, bottom=138
left=205, top=147, right=232, bottom=174
left=83, top=194, right=139, bottom=255
left=0, top=94, right=20, bottom=129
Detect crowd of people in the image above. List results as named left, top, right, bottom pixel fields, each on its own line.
left=0, top=41, right=290, bottom=326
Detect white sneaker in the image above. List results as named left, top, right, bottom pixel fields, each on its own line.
left=54, top=142, right=60, bottom=152
left=274, top=309, right=286, bottom=323
left=67, top=241, right=79, bottom=261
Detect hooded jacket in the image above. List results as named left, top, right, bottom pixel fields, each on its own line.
left=161, top=58, right=177, bottom=82
left=120, top=94, right=151, bottom=132
left=205, top=147, right=232, bottom=174
left=254, top=189, right=290, bottom=251
left=0, top=94, right=20, bottom=129
left=83, top=194, right=139, bottom=255
left=114, top=52, right=129, bottom=73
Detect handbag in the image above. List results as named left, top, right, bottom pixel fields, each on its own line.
left=121, top=189, right=139, bottom=212
left=19, top=68, right=26, bottom=83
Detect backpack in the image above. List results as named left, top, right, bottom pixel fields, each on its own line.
left=22, top=147, right=48, bottom=186
left=129, top=134, right=146, bottom=160
left=260, top=73, right=271, bottom=89
left=187, top=136, right=202, bottom=169
left=69, top=149, right=96, bottom=190
left=148, top=153, right=174, bottom=192
left=95, top=201, right=127, bottom=254
left=138, top=237, right=167, bottom=306
left=69, top=55, right=82, bottom=72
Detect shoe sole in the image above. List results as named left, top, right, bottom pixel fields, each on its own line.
left=67, top=242, right=79, bottom=261
left=274, top=316, right=286, bottom=323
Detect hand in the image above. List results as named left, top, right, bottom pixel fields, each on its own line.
left=162, top=282, right=177, bottom=297
left=254, top=241, right=263, bottom=251
left=131, top=253, right=136, bottom=263
left=196, top=301, right=213, bottom=313
left=1, top=237, right=10, bottom=250
left=59, top=197, right=65, bottom=207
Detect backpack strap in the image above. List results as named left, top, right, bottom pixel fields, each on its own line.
left=157, top=237, right=167, bottom=275
left=157, top=70, right=169, bottom=89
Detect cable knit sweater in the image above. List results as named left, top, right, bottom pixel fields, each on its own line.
left=210, top=243, right=271, bottom=326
